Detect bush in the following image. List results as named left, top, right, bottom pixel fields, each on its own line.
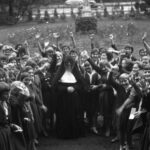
left=54, top=8, right=58, bottom=19
left=104, top=7, right=109, bottom=17
left=130, top=7, right=136, bottom=17
left=60, top=12, right=66, bottom=20
left=75, top=17, right=97, bottom=33
left=71, top=8, right=76, bottom=19
left=119, top=6, right=124, bottom=17
left=44, top=10, right=50, bottom=22
left=96, top=11, right=101, bottom=19
left=49, top=17, right=56, bottom=23
left=27, top=9, right=33, bottom=21
left=77, top=7, right=82, bottom=17
left=35, top=9, right=41, bottom=21
left=0, top=13, right=18, bottom=25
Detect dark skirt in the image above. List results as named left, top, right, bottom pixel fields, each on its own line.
left=0, top=126, right=14, bottom=150
left=30, top=100, right=42, bottom=135
left=99, top=88, right=115, bottom=121
left=140, top=112, right=150, bottom=150
left=56, top=82, right=84, bottom=139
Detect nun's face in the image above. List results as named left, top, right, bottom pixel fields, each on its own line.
left=65, top=61, right=73, bottom=71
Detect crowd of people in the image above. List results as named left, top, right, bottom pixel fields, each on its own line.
left=0, top=31, right=150, bottom=150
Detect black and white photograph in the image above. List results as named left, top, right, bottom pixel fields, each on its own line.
left=0, top=0, right=150, bottom=150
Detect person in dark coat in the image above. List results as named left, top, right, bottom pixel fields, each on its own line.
left=52, top=56, right=88, bottom=139
left=84, top=61, right=101, bottom=134
left=83, top=51, right=116, bottom=137
left=0, top=82, right=14, bottom=150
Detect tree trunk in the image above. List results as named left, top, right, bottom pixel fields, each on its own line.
left=8, top=0, right=14, bottom=16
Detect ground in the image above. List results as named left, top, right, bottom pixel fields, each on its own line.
left=0, top=18, right=150, bottom=57
left=38, top=134, right=139, bottom=150
left=39, top=135, right=118, bottom=150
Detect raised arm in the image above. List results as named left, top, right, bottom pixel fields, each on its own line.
left=142, top=32, right=150, bottom=55
left=37, top=41, right=46, bottom=57
left=70, top=32, right=76, bottom=49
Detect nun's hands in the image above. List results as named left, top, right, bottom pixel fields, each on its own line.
left=11, top=124, right=23, bottom=132
left=67, top=86, right=75, bottom=93
left=41, top=105, right=48, bottom=112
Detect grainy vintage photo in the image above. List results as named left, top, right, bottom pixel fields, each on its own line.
left=0, top=0, right=150, bottom=150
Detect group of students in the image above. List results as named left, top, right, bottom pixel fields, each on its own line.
left=0, top=31, right=150, bottom=150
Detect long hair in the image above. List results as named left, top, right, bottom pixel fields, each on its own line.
left=51, top=55, right=88, bottom=90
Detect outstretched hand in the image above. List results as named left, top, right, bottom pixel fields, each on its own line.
left=142, top=32, right=147, bottom=41
left=81, top=50, right=90, bottom=60
left=109, top=34, right=114, bottom=40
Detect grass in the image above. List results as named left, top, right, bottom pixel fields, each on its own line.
left=0, top=18, right=150, bottom=57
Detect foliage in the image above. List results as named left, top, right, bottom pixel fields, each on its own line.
left=71, top=8, right=76, bottom=19
left=96, top=11, right=101, bottom=19
left=130, top=7, right=136, bottom=17
left=54, top=8, right=58, bottom=19
left=27, top=9, right=33, bottom=21
left=35, top=9, right=41, bottom=21
left=75, top=17, right=97, bottom=33
left=104, top=7, right=109, bottom=17
left=44, top=10, right=50, bottom=22
left=60, top=12, right=66, bottom=21
left=1, top=19, right=150, bottom=57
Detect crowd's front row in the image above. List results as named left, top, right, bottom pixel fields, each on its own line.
left=0, top=40, right=150, bottom=150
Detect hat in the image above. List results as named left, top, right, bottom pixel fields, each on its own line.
left=0, top=82, right=10, bottom=94
left=11, top=81, right=30, bottom=97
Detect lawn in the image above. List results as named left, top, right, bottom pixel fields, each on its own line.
left=0, top=18, right=150, bottom=57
